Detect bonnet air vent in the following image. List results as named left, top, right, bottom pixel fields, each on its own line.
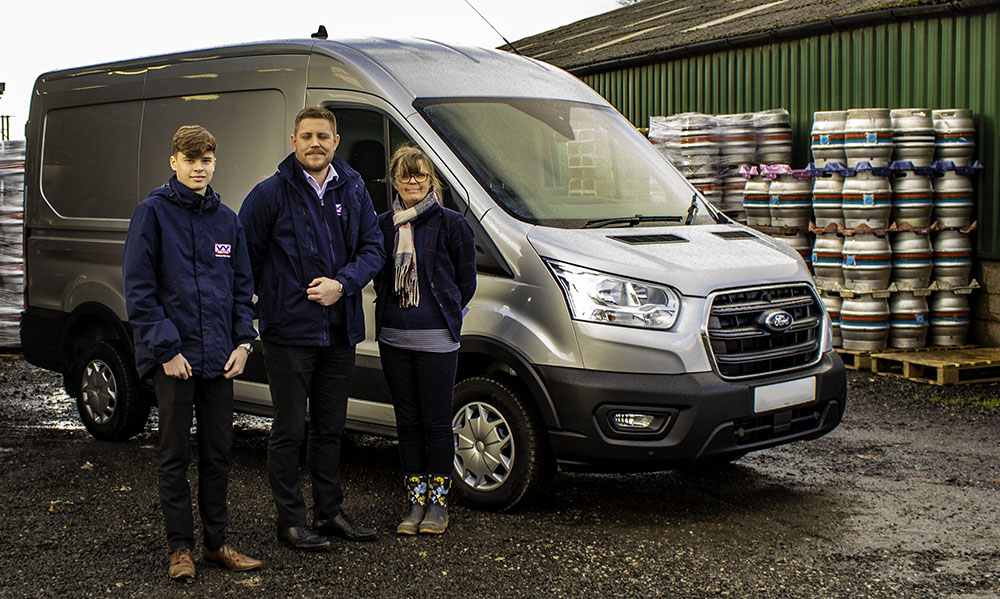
left=712, top=231, right=758, bottom=240
left=608, top=234, right=688, bottom=245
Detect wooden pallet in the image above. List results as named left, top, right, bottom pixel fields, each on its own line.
left=870, top=347, right=1000, bottom=385
left=837, top=348, right=875, bottom=371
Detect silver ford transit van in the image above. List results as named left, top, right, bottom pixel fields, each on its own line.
left=21, top=38, right=846, bottom=510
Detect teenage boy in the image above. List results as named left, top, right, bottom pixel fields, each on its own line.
left=239, top=106, right=383, bottom=551
left=123, top=125, right=261, bottom=580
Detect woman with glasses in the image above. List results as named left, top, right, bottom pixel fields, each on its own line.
left=374, top=144, right=477, bottom=534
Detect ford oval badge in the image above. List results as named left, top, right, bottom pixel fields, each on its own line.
left=762, top=310, right=793, bottom=332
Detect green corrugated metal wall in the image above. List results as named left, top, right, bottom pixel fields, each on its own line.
left=581, top=9, right=1000, bottom=258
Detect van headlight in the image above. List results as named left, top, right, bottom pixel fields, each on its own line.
left=545, top=260, right=680, bottom=330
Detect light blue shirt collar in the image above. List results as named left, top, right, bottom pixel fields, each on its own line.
left=302, top=163, right=339, bottom=199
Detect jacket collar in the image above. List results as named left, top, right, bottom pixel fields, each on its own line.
left=160, top=176, right=221, bottom=212
left=277, top=153, right=349, bottom=195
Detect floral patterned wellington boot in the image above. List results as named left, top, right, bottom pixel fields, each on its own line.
left=419, top=474, right=451, bottom=534
left=397, top=475, right=427, bottom=535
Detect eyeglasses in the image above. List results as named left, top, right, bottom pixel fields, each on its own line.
left=395, top=172, right=429, bottom=184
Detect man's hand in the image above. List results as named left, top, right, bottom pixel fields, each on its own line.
left=306, top=277, right=344, bottom=306
left=163, top=353, right=192, bottom=380
left=223, top=346, right=249, bottom=379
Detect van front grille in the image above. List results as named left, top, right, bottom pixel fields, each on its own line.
left=706, top=284, right=822, bottom=378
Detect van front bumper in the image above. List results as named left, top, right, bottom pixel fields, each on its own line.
left=539, top=351, right=847, bottom=469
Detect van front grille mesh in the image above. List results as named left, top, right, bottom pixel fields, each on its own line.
left=706, top=285, right=822, bottom=378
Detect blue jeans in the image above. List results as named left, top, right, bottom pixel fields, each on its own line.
left=262, top=341, right=355, bottom=529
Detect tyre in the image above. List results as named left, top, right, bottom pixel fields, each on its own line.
left=74, top=341, right=150, bottom=441
left=451, top=376, right=552, bottom=511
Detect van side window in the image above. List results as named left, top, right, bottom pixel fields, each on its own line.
left=139, top=90, right=286, bottom=213
left=328, top=107, right=459, bottom=214
left=41, top=102, right=142, bottom=219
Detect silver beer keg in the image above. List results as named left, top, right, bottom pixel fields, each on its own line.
left=843, top=233, right=892, bottom=291
left=842, top=171, right=892, bottom=229
left=932, top=170, right=974, bottom=228
left=929, top=290, right=970, bottom=346
left=889, top=291, right=929, bottom=349
left=812, top=171, right=844, bottom=228
left=841, top=295, right=890, bottom=351
left=890, top=231, right=933, bottom=289
left=811, top=110, right=847, bottom=167
left=844, top=108, right=894, bottom=168
left=890, top=171, right=933, bottom=227
left=931, top=230, right=973, bottom=287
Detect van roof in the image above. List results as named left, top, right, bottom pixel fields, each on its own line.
left=39, top=38, right=607, bottom=104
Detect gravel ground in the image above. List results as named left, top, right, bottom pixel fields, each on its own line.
left=1, top=356, right=998, bottom=598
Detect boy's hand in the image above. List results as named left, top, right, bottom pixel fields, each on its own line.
left=223, top=346, right=249, bottom=379
left=163, top=353, right=192, bottom=379
left=306, top=277, right=344, bottom=306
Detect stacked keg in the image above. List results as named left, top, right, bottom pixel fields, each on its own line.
left=811, top=110, right=847, bottom=168
left=717, top=113, right=757, bottom=220
left=648, top=113, right=723, bottom=208
left=650, top=109, right=796, bottom=224
left=885, top=109, right=935, bottom=349
left=805, top=107, right=981, bottom=350
left=767, top=165, right=813, bottom=267
left=0, top=140, right=25, bottom=347
left=754, top=109, right=793, bottom=165
left=927, top=109, right=978, bottom=347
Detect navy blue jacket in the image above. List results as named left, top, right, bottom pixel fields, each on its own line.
left=374, top=201, right=477, bottom=343
left=123, top=177, right=257, bottom=378
left=239, top=153, right=384, bottom=346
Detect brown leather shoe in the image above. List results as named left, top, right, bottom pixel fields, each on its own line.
left=168, top=548, right=195, bottom=580
left=202, top=544, right=262, bottom=571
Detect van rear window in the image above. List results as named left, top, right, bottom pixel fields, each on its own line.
left=41, top=102, right=142, bottom=220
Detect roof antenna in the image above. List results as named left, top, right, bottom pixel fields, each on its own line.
left=311, top=25, right=328, bottom=40
left=461, top=0, right=521, bottom=55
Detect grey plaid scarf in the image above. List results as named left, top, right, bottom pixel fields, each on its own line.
left=392, top=191, right=439, bottom=308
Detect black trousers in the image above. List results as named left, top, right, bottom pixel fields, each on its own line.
left=262, top=341, right=355, bottom=529
left=154, top=372, right=233, bottom=552
left=378, top=343, right=458, bottom=476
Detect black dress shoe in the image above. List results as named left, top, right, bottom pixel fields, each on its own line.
left=314, top=512, right=377, bottom=542
left=277, top=526, right=331, bottom=551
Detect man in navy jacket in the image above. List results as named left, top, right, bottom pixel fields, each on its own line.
left=239, top=106, right=384, bottom=551
left=123, top=126, right=260, bottom=580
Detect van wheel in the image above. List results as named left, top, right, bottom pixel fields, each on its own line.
left=74, top=341, right=150, bottom=441
left=451, top=376, right=551, bottom=511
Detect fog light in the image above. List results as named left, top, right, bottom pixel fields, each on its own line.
left=611, top=412, right=656, bottom=429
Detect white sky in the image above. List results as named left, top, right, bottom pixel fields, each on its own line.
left=1, top=0, right=620, bottom=140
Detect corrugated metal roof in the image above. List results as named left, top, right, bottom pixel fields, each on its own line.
left=510, top=0, right=990, bottom=72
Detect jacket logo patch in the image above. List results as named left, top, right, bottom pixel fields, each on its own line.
left=335, top=203, right=343, bottom=216
left=214, top=243, right=232, bottom=257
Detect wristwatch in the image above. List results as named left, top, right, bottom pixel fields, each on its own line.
left=239, top=342, right=253, bottom=355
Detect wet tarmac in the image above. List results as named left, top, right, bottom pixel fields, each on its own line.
left=1, top=357, right=998, bottom=598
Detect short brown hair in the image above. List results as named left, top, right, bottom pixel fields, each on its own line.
left=172, top=125, right=217, bottom=158
left=295, top=106, right=337, bottom=134
left=390, top=144, right=442, bottom=198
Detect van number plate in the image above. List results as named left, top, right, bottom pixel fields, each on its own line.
left=753, top=377, right=815, bottom=413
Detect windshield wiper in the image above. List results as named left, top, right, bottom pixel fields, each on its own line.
left=583, top=214, right=683, bottom=229
left=683, top=194, right=701, bottom=225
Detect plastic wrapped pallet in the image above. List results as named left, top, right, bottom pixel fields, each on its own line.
left=0, top=140, right=25, bottom=347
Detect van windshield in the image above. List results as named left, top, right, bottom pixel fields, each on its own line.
left=417, top=98, right=717, bottom=228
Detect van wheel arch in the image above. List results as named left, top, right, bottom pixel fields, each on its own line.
left=457, top=336, right=560, bottom=429
left=60, top=305, right=134, bottom=396
left=60, top=305, right=151, bottom=440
